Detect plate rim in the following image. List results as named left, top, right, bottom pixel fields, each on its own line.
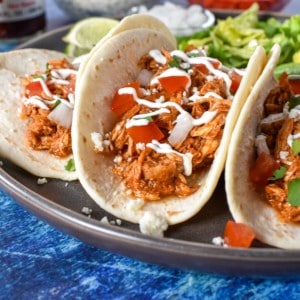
left=2, top=11, right=300, bottom=277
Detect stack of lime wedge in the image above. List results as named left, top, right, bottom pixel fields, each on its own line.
left=63, top=17, right=120, bottom=57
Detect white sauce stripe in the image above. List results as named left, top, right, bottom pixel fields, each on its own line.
left=51, top=69, right=77, bottom=79
left=23, top=96, right=49, bottom=110
left=32, top=77, right=52, bottom=97
left=154, top=49, right=232, bottom=97
left=126, top=108, right=170, bottom=129
left=149, top=49, right=167, bottom=65
left=146, top=140, right=193, bottom=176
left=119, top=87, right=218, bottom=143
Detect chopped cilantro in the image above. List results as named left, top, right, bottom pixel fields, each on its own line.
left=292, top=139, right=300, bottom=155
left=289, top=95, right=300, bottom=110
left=133, top=115, right=153, bottom=122
left=32, top=75, right=45, bottom=79
left=52, top=99, right=61, bottom=110
left=144, top=116, right=153, bottom=122
left=287, top=178, right=300, bottom=206
left=65, top=158, right=76, bottom=172
left=187, top=52, right=200, bottom=58
left=168, top=55, right=182, bottom=68
left=269, top=166, right=287, bottom=181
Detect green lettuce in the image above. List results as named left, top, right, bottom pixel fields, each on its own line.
left=177, top=4, right=300, bottom=69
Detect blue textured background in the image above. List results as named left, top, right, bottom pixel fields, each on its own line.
left=1, top=189, right=300, bottom=299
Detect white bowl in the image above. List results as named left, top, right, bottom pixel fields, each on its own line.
left=132, top=2, right=215, bottom=36
left=54, top=0, right=160, bottom=19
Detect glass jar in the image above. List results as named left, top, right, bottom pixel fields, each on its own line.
left=0, top=0, right=46, bottom=51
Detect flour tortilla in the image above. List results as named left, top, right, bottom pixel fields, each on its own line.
left=0, top=49, right=77, bottom=181
left=225, top=44, right=300, bottom=249
left=72, top=28, right=268, bottom=228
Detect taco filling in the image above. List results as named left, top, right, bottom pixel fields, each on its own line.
left=250, top=73, right=300, bottom=223
left=21, top=59, right=77, bottom=158
left=92, top=47, right=244, bottom=201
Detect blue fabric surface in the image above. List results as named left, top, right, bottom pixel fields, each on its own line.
left=1, top=189, right=300, bottom=299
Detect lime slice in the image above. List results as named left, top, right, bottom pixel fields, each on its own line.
left=64, top=43, right=90, bottom=57
left=63, top=17, right=119, bottom=49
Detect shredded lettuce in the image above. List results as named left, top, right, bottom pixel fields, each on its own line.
left=177, top=4, right=300, bottom=69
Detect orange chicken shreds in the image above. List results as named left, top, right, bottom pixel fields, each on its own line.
left=258, top=74, right=300, bottom=223
left=21, top=59, right=77, bottom=158
left=97, top=48, right=240, bottom=201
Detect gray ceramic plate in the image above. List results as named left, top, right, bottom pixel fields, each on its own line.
left=1, top=13, right=300, bottom=277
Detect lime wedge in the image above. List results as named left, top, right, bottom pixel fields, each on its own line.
left=64, top=43, right=90, bottom=57
left=63, top=17, right=119, bottom=49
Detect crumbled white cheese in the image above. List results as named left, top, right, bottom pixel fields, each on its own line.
left=212, top=236, right=228, bottom=247
left=91, top=132, right=105, bottom=152
left=100, top=216, right=109, bottom=224
left=37, top=178, right=48, bottom=185
left=100, top=216, right=122, bottom=226
left=136, top=142, right=145, bottom=151
left=81, top=206, right=93, bottom=216
left=113, top=155, right=122, bottom=164
left=139, top=212, right=168, bottom=238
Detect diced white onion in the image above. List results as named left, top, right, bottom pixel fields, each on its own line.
left=137, top=69, right=153, bottom=87
left=168, top=112, right=193, bottom=146
left=47, top=102, right=73, bottom=128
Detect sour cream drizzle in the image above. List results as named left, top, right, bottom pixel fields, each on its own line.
left=120, top=87, right=217, bottom=126
left=25, top=68, right=77, bottom=110
left=119, top=86, right=217, bottom=147
left=146, top=140, right=193, bottom=176
left=126, top=108, right=170, bottom=128
left=151, top=49, right=232, bottom=97
left=116, top=49, right=235, bottom=173
left=188, top=90, right=223, bottom=102
left=149, top=49, right=167, bottom=65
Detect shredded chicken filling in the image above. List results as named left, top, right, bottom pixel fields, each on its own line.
left=21, top=59, right=76, bottom=158
left=259, top=73, right=300, bottom=222
left=97, top=49, right=235, bottom=201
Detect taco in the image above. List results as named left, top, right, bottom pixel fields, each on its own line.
left=225, top=44, right=300, bottom=249
left=0, top=48, right=77, bottom=181
left=72, top=25, right=269, bottom=235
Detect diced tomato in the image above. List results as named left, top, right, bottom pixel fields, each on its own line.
left=230, top=70, right=242, bottom=94
left=25, top=81, right=44, bottom=98
left=126, top=121, right=164, bottom=144
left=196, top=64, right=210, bottom=75
left=224, top=220, right=256, bottom=248
left=158, top=75, right=190, bottom=94
left=289, top=79, right=300, bottom=95
left=249, top=152, right=280, bottom=188
left=110, top=81, right=141, bottom=116
left=196, top=60, right=221, bottom=75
